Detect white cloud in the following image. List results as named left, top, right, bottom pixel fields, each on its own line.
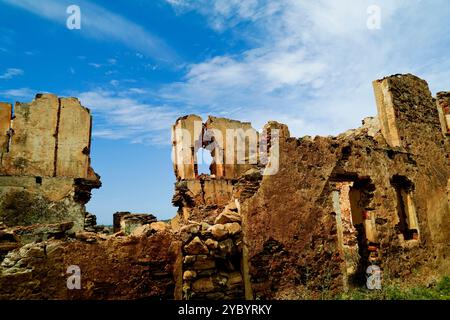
left=88, top=63, right=102, bottom=68
left=128, top=88, right=146, bottom=95
left=0, top=68, right=24, bottom=79
left=162, top=0, right=450, bottom=137
left=166, top=0, right=276, bottom=31
left=1, top=87, right=36, bottom=99
left=77, top=89, right=180, bottom=144
left=1, top=0, right=177, bottom=62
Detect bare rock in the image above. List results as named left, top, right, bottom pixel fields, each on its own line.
left=227, top=272, right=243, bottom=289
left=75, top=231, right=103, bottom=243
left=193, top=256, right=215, bottom=270
left=192, top=277, right=215, bottom=293
left=132, top=224, right=153, bottom=237
left=184, top=236, right=209, bottom=255
left=214, top=208, right=241, bottom=224
left=205, top=238, right=219, bottom=250
left=12, top=222, right=74, bottom=244
left=218, top=239, right=235, bottom=256
left=226, top=201, right=238, bottom=212
left=183, top=255, right=196, bottom=265
left=224, top=222, right=241, bottom=235
left=183, top=270, right=197, bottom=281
left=150, top=221, right=168, bottom=233
left=179, top=223, right=201, bottom=242
left=132, top=222, right=169, bottom=237
left=119, top=214, right=157, bottom=235
left=208, top=224, right=229, bottom=240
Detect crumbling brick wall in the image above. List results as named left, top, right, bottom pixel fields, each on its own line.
left=0, top=94, right=100, bottom=231
left=171, top=115, right=263, bottom=300
left=0, top=74, right=448, bottom=300
left=171, top=74, right=450, bottom=300
left=0, top=93, right=179, bottom=301
left=241, top=74, right=450, bottom=298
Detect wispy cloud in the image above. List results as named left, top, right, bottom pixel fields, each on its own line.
left=163, top=0, right=450, bottom=137
left=88, top=63, right=102, bottom=68
left=1, top=0, right=177, bottom=63
left=1, top=87, right=35, bottom=99
left=0, top=68, right=24, bottom=79
left=165, top=0, right=273, bottom=31
left=76, top=88, right=180, bottom=145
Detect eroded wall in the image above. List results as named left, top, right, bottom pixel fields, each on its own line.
left=0, top=74, right=448, bottom=300
left=172, top=74, right=449, bottom=300
left=241, top=74, right=450, bottom=298
left=437, top=92, right=450, bottom=136
left=0, top=224, right=178, bottom=300
left=0, top=94, right=100, bottom=231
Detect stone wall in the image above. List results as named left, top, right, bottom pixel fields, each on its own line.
left=437, top=92, right=450, bottom=136
left=171, top=115, right=259, bottom=181
left=171, top=74, right=450, bottom=300
left=179, top=201, right=244, bottom=300
left=0, top=94, right=100, bottom=231
left=241, top=74, right=450, bottom=298
left=0, top=74, right=448, bottom=300
left=0, top=222, right=178, bottom=300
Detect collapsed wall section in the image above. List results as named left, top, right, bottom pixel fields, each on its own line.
left=0, top=223, right=178, bottom=300
left=171, top=115, right=260, bottom=181
left=56, top=97, right=92, bottom=178
left=372, top=75, right=449, bottom=257
left=2, top=95, right=59, bottom=176
left=171, top=115, right=266, bottom=300
left=240, top=74, right=449, bottom=299
left=0, top=94, right=100, bottom=231
left=0, top=73, right=448, bottom=301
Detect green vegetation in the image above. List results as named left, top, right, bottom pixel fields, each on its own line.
left=336, top=276, right=450, bottom=300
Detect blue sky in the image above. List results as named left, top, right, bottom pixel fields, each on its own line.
left=1, top=0, right=449, bottom=224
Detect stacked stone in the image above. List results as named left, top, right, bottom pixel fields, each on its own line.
left=113, top=212, right=157, bottom=235
left=235, top=168, right=262, bottom=200
left=0, top=228, right=19, bottom=261
left=84, top=213, right=97, bottom=232
left=180, top=202, right=244, bottom=300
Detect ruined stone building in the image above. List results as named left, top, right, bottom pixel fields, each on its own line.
left=0, top=94, right=100, bottom=231
left=0, top=74, right=448, bottom=300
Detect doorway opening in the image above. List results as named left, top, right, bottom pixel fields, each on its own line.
left=332, top=176, right=377, bottom=288
left=348, top=178, right=376, bottom=286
